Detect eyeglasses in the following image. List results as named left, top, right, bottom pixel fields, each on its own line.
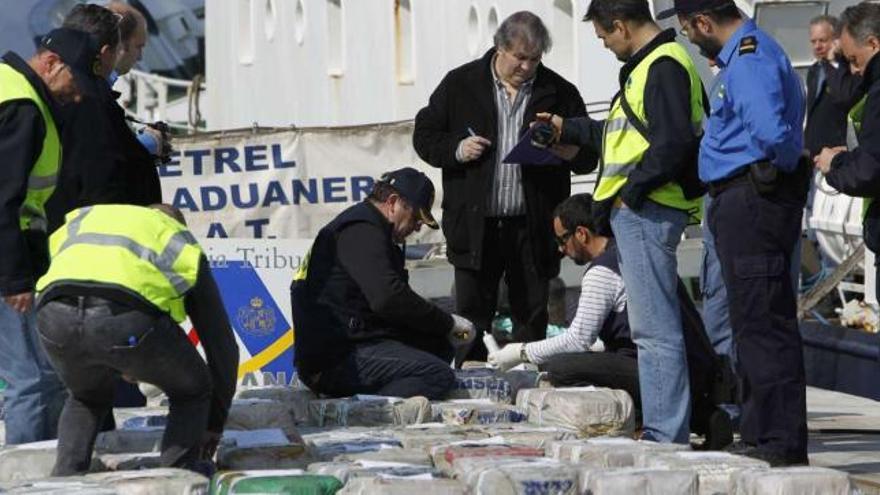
left=555, top=231, right=573, bottom=247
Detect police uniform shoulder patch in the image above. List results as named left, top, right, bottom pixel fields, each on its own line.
left=739, top=36, right=758, bottom=55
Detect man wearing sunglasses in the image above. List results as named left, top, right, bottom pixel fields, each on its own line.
left=489, top=193, right=733, bottom=449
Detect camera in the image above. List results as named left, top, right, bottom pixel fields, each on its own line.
left=530, top=121, right=556, bottom=149
left=146, top=121, right=173, bottom=164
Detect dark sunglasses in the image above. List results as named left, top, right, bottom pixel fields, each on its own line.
left=555, top=231, right=573, bottom=247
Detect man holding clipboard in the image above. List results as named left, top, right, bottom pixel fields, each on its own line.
left=413, top=11, right=595, bottom=363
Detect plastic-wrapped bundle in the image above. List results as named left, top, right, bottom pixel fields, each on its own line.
left=335, top=448, right=433, bottom=466
left=0, top=440, right=67, bottom=482
left=453, top=456, right=581, bottom=495
left=581, top=467, right=699, bottom=495
left=235, top=386, right=315, bottom=425
left=445, top=368, right=541, bottom=404
left=430, top=400, right=527, bottom=425
left=554, top=437, right=688, bottom=467
left=0, top=479, right=116, bottom=494
left=225, top=399, right=302, bottom=441
left=338, top=477, right=466, bottom=494
left=429, top=442, right=544, bottom=475
left=729, top=466, right=854, bottom=495
left=216, top=429, right=308, bottom=470
left=307, top=460, right=442, bottom=483
left=84, top=468, right=208, bottom=495
left=303, top=430, right=403, bottom=461
left=210, top=470, right=342, bottom=495
left=516, top=387, right=635, bottom=437
left=308, top=396, right=432, bottom=427
left=478, top=424, right=578, bottom=448
left=93, top=452, right=162, bottom=471
left=642, top=451, right=769, bottom=495
left=390, top=423, right=491, bottom=450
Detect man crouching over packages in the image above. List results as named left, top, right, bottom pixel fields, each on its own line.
left=35, top=204, right=239, bottom=476
left=291, top=167, right=476, bottom=400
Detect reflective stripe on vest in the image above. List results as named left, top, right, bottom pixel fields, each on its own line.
left=847, top=96, right=873, bottom=218
left=0, top=64, right=61, bottom=232
left=37, top=205, right=202, bottom=322
left=595, top=42, right=704, bottom=214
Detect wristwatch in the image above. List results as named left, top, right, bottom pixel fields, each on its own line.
left=520, top=344, right=530, bottom=363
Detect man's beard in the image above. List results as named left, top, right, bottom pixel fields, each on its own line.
left=692, top=31, right=724, bottom=60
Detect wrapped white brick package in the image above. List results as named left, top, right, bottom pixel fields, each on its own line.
left=0, top=441, right=63, bottom=482
left=548, top=438, right=637, bottom=461
left=225, top=399, right=302, bottom=441
left=390, top=424, right=491, bottom=450
left=429, top=443, right=544, bottom=475
left=113, top=407, right=168, bottom=430
left=643, top=451, right=769, bottom=495
left=479, top=424, right=578, bottom=448
left=729, top=466, right=854, bottom=495
left=236, top=386, right=316, bottom=425
left=446, top=369, right=538, bottom=404
left=453, top=456, right=581, bottom=495
left=335, top=448, right=433, bottom=465
left=303, top=430, right=402, bottom=461
left=93, top=452, right=162, bottom=471
left=582, top=467, right=699, bottom=495
left=0, top=478, right=116, bottom=494
left=83, top=468, right=208, bottom=495
left=307, top=459, right=441, bottom=482
left=216, top=443, right=309, bottom=470
left=338, top=477, right=467, bottom=494
left=516, top=387, right=635, bottom=437
left=308, top=396, right=432, bottom=427
left=430, top=400, right=528, bottom=425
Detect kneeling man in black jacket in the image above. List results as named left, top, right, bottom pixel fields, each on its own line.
left=291, top=168, right=475, bottom=399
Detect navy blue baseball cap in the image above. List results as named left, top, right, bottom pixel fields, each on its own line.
left=40, top=27, right=102, bottom=98
left=379, top=167, right=439, bottom=229
left=657, top=0, right=737, bottom=20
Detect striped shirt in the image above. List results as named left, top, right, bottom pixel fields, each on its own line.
left=524, top=265, right=627, bottom=364
left=487, top=57, right=532, bottom=216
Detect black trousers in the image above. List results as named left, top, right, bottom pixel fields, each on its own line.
left=709, top=180, right=808, bottom=461
left=455, top=217, right=549, bottom=361
left=36, top=297, right=212, bottom=476
left=542, top=352, right=641, bottom=408
left=308, top=338, right=455, bottom=400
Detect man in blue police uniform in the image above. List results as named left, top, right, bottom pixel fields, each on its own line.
left=663, top=0, right=809, bottom=466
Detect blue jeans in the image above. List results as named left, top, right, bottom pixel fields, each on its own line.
left=0, top=300, right=66, bottom=444
left=611, top=200, right=690, bottom=444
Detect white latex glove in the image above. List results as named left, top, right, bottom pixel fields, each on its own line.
left=449, top=314, right=476, bottom=347
left=488, top=343, right=524, bottom=371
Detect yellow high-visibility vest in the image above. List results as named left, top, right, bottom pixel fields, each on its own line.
left=37, top=205, right=202, bottom=322
left=595, top=42, right=704, bottom=215
left=0, top=63, right=61, bottom=232
left=847, top=95, right=873, bottom=218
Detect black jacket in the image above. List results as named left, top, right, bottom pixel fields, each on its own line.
left=560, top=30, right=703, bottom=213
left=0, top=52, right=59, bottom=296
left=46, top=79, right=162, bottom=232
left=804, top=57, right=863, bottom=158
left=826, top=53, right=880, bottom=254
left=292, top=201, right=454, bottom=374
left=413, top=48, right=596, bottom=278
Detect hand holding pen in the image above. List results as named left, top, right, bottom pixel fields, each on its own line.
left=456, top=126, right=492, bottom=164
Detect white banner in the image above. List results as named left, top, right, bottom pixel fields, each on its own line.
left=159, top=121, right=444, bottom=243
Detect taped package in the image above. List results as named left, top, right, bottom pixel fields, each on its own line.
left=338, top=477, right=466, bottom=494
left=225, top=399, right=302, bottom=441
left=308, top=395, right=431, bottom=427
left=303, top=430, right=402, bottom=461
left=210, top=469, right=342, bottom=494
left=84, top=468, right=208, bottom=495
left=429, top=441, right=544, bottom=475
left=729, top=466, right=853, bottom=495
left=390, top=423, right=491, bottom=450
left=307, top=459, right=442, bottom=483
left=516, top=387, right=635, bottom=437
left=235, top=386, right=315, bottom=425
left=643, top=451, right=769, bottom=495
left=478, top=424, right=578, bottom=448
left=453, top=456, right=581, bottom=495
left=217, top=429, right=308, bottom=470
left=430, top=400, right=527, bottom=425
left=581, top=467, right=699, bottom=495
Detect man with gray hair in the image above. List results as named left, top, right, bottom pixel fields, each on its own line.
left=815, top=2, right=880, bottom=310
left=414, top=11, right=594, bottom=361
left=805, top=14, right=863, bottom=159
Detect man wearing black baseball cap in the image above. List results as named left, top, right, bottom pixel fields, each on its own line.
left=656, top=0, right=737, bottom=21
left=0, top=25, right=103, bottom=445
left=291, top=167, right=476, bottom=400
left=672, top=0, right=810, bottom=467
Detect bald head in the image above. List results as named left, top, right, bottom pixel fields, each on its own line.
left=108, top=1, right=147, bottom=75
